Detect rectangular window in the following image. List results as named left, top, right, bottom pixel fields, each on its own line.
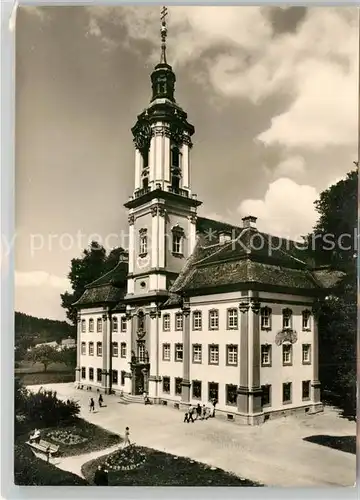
left=162, top=343, right=171, bottom=361
left=81, top=319, right=86, bottom=333
left=192, top=344, right=202, bottom=363
left=89, top=368, right=94, bottom=381
left=112, top=370, right=118, bottom=385
left=282, top=344, right=292, bottom=366
left=81, top=342, right=86, bottom=355
left=120, top=342, right=127, bottom=358
left=163, top=314, right=170, bottom=331
left=226, top=345, right=238, bottom=366
left=209, top=309, right=219, bottom=330
left=175, top=313, right=183, bottom=331
left=121, top=316, right=127, bottom=332
left=192, top=311, right=202, bottom=331
left=208, top=382, right=219, bottom=402
left=112, top=317, right=118, bottom=332
left=175, top=343, right=183, bottom=362
left=261, top=307, right=272, bottom=330
left=112, top=342, right=118, bottom=357
left=261, top=385, right=271, bottom=407
left=81, top=367, right=86, bottom=379
left=226, top=384, right=237, bottom=406
left=282, top=309, right=292, bottom=329
left=97, top=368, right=102, bottom=383
left=261, top=344, right=272, bottom=367
left=302, top=380, right=311, bottom=400
left=208, top=344, right=219, bottom=365
left=172, top=234, right=182, bottom=254
left=302, top=344, right=311, bottom=364
left=227, top=308, right=238, bottom=329
left=192, top=380, right=202, bottom=399
left=89, top=318, right=94, bottom=332
left=89, top=342, right=94, bottom=356
left=137, top=341, right=146, bottom=362
left=162, top=376, right=170, bottom=394
left=97, top=317, right=102, bottom=333
left=139, top=230, right=147, bottom=255
left=175, top=377, right=182, bottom=396
left=283, top=382, right=292, bottom=404
left=302, top=310, right=311, bottom=330
left=96, top=342, right=102, bottom=357
left=121, top=370, right=126, bottom=386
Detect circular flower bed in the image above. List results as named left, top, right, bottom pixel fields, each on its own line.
left=104, top=446, right=147, bottom=472
left=46, top=429, right=88, bottom=446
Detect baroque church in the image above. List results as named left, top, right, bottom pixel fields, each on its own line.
left=74, top=11, right=341, bottom=424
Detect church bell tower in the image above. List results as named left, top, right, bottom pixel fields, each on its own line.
left=124, top=6, right=202, bottom=302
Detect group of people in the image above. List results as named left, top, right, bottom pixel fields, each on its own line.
left=89, top=394, right=104, bottom=412
left=183, top=400, right=217, bottom=423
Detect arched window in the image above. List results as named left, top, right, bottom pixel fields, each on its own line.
left=139, top=229, right=148, bottom=255
left=142, top=177, right=149, bottom=189
left=142, top=148, right=149, bottom=169
left=171, top=145, right=180, bottom=168
left=89, top=318, right=94, bottom=332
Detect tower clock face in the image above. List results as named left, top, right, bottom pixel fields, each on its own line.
left=135, top=122, right=151, bottom=150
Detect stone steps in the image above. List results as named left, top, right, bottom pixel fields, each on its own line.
left=119, top=394, right=144, bottom=405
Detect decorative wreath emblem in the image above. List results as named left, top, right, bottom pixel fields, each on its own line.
left=275, top=329, right=298, bottom=346
left=137, top=254, right=150, bottom=269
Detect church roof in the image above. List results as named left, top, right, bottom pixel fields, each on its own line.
left=73, top=256, right=128, bottom=308
left=170, top=219, right=341, bottom=296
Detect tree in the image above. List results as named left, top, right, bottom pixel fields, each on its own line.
left=25, top=345, right=59, bottom=372
left=310, top=169, right=357, bottom=418
left=57, top=347, right=77, bottom=370
left=309, top=169, right=357, bottom=270
left=61, top=242, right=125, bottom=324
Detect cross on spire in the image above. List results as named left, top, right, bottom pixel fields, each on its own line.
left=160, top=6, right=168, bottom=64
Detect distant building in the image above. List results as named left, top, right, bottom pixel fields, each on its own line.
left=61, top=337, right=76, bottom=349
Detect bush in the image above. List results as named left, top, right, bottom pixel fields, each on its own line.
left=22, top=388, right=80, bottom=427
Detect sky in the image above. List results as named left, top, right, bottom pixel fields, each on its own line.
left=13, top=5, right=358, bottom=321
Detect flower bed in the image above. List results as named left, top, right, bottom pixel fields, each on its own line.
left=82, top=445, right=263, bottom=486
left=104, top=445, right=147, bottom=471
left=45, top=429, right=88, bottom=446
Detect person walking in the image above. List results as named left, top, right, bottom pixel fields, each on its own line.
left=188, top=405, right=195, bottom=423
left=98, top=394, right=103, bottom=408
left=183, top=411, right=189, bottom=423
left=123, top=426, right=131, bottom=447
left=202, top=404, right=207, bottom=420
left=89, top=397, right=95, bottom=412
left=196, top=403, right=202, bottom=420
left=211, top=398, right=217, bottom=418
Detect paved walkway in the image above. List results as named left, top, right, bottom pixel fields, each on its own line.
left=29, top=383, right=356, bottom=487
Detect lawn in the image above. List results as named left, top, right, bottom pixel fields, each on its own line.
left=15, top=361, right=74, bottom=385
left=18, top=418, right=122, bottom=458
left=14, top=442, right=88, bottom=485
left=81, top=445, right=262, bottom=486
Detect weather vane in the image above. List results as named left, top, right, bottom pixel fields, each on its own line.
left=160, top=6, right=168, bottom=64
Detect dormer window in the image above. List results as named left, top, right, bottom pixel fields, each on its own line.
left=139, top=229, right=148, bottom=256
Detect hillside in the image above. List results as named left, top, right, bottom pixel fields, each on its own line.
left=15, top=312, right=75, bottom=346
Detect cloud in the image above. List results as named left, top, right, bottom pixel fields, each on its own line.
left=15, top=271, right=70, bottom=290
left=86, top=6, right=357, bottom=150
left=20, top=6, right=49, bottom=22
left=238, top=177, right=318, bottom=240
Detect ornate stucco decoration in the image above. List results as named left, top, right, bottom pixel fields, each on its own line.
left=133, top=121, right=151, bottom=151
left=275, top=329, right=298, bottom=346
left=128, top=214, right=135, bottom=225
left=239, top=300, right=250, bottom=313
left=137, top=329, right=146, bottom=340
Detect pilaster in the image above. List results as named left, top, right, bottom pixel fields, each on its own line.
left=148, top=307, right=161, bottom=399
left=188, top=215, right=197, bottom=255
left=149, top=135, right=156, bottom=183
left=151, top=208, right=159, bottom=268
left=135, top=149, right=142, bottom=190
left=101, top=311, right=111, bottom=393
left=311, top=316, right=322, bottom=407
left=182, top=143, right=190, bottom=189
left=75, top=315, right=81, bottom=383
left=181, top=304, right=191, bottom=402
left=237, top=297, right=249, bottom=413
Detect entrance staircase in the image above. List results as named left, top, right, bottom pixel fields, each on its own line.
left=118, top=393, right=144, bottom=405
